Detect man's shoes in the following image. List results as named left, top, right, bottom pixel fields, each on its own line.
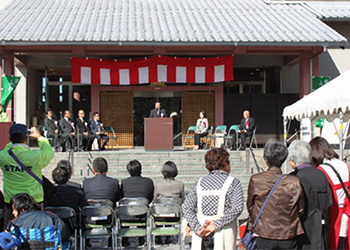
left=239, top=147, right=246, bottom=151
left=230, top=147, right=236, bottom=151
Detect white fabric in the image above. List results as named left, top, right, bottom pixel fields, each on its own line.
left=283, top=69, right=350, bottom=122
left=191, top=176, right=237, bottom=250
left=195, top=67, right=205, bottom=83
left=214, top=65, right=225, bottom=82
left=100, top=68, right=111, bottom=85
left=157, top=65, right=167, bottom=82
left=119, top=69, right=130, bottom=85
left=176, top=66, right=186, bottom=83
left=81, top=67, right=91, bottom=84
left=138, top=67, right=149, bottom=84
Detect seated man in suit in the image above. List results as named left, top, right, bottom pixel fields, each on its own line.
left=121, top=160, right=154, bottom=204
left=231, top=110, right=256, bottom=150
left=89, top=112, right=109, bottom=150
left=43, top=109, right=60, bottom=152
left=83, top=157, right=120, bottom=206
left=75, top=109, right=94, bottom=151
left=59, top=110, right=76, bottom=152
left=149, top=102, right=167, bottom=118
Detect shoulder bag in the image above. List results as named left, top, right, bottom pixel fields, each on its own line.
left=323, top=162, right=350, bottom=202
left=8, top=149, right=56, bottom=202
left=240, top=174, right=284, bottom=250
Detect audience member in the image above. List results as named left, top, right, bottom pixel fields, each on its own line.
left=288, top=140, right=331, bottom=249
left=7, top=193, right=69, bottom=249
left=46, top=166, right=88, bottom=212
left=83, top=157, right=120, bottom=206
left=89, top=112, right=109, bottom=150
left=0, top=124, right=54, bottom=230
left=194, top=111, right=209, bottom=150
left=149, top=101, right=167, bottom=118
left=154, top=161, right=184, bottom=202
left=183, top=147, right=243, bottom=250
left=56, top=160, right=81, bottom=189
left=121, top=160, right=154, bottom=203
left=247, top=139, right=304, bottom=249
left=310, top=137, right=350, bottom=250
left=0, top=104, right=9, bottom=122
left=75, top=109, right=94, bottom=151
left=44, top=109, right=60, bottom=152
left=231, top=110, right=255, bottom=150
left=59, top=110, right=76, bottom=152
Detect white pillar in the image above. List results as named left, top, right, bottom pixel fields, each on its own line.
left=14, top=65, right=27, bottom=124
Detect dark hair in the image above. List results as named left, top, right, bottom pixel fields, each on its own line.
left=263, top=139, right=288, bottom=168
left=93, top=157, right=108, bottom=173
left=93, top=112, right=99, bottom=117
left=45, top=109, right=52, bottom=115
left=52, top=166, right=70, bottom=184
left=10, top=133, right=26, bottom=143
left=56, top=160, right=72, bottom=172
left=309, top=136, right=339, bottom=167
left=200, top=111, right=207, bottom=118
left=64, top=110, right=70, bottom=115
left=11, top=193, right=41, bottom=216
left=205, top=147, right=230, bottom=172
left=126, top=160, right=142, bottom=176
left=162, top=161, right=178, bottom=179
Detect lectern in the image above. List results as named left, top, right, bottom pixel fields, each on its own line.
left=144, top=118, right=173, bottom=150
left=0, top=122, right=12, bottom=150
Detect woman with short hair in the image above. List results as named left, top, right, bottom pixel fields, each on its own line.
left=183, top=147, right=243, bottom=249
left=154, top=161, right=185, bottom=202
left=310, top=136, right=350, bottom=250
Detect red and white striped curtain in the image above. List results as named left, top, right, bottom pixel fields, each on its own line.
left=71, top=55, right=233, bottom=85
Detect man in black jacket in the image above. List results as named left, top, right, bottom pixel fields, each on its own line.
left=231, top=110, right=255, bottom=150
left=149, top=102, right=167, bottom=118
left=288, top=140, right=331, bottom=250
left=43, top=109, right=60, bottom=151
left=59, top=110, right=76, bottom=152
left=83, top=157, right=120, bottom=206
left=89, top=112, right=109, bottom=150
left=75, top=109, right=94, bottom=151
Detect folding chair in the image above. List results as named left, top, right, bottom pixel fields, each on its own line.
left=88, top=199, right=114, bottom=208
left=183, top=126, right=196, bottom=149
left=150, top=203, right=183, bottom=248
left=79, top=206, right=116, bottom=250
left=203, top=126, right=213, bottom=149
left=249, top=126, right=258, bottom=149
left=225, top=124, right=240, bottom=149
left=153, top=197, right=182, bottom=205
left=104, top=126, right=118, bottom=149
left=45, top=206, right=78, bottom=250
left=118, top=197, right=149, bottom=206
left=115, top=204, right=150, bottom=249
left=209, top=125, right=227, bottom=148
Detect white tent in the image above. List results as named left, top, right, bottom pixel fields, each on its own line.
left=283, top=69, right=350, bottom=159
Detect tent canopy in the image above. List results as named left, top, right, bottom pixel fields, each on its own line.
left=283, top=69, right=350, bottom=122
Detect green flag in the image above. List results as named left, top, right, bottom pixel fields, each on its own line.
left=1, top=75, right=20, bottom=110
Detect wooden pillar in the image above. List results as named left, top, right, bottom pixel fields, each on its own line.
left=3, top=50, right=14, bottom=121
left=312, top=56, right=320, bottom=77
left=214, top=83, right=224, bottom=126
left=299, top=52, right=311, bottom=97
left=91, top=85, right=100, bottom=115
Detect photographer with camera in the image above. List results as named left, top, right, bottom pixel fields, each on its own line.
left=0, top=123, right=54, bottom=230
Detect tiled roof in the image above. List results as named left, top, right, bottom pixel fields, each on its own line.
left=0, top=0, right=346, bottom=45
left=304, top=1, right=350, bottom=19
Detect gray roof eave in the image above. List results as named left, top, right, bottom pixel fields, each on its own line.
left=1, top=40, right=348, bottom=47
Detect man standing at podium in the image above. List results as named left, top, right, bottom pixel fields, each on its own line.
left=149, top=102, right=167, bottom=118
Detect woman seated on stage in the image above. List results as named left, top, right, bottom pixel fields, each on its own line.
left=194, top=111, right=209, bottom=150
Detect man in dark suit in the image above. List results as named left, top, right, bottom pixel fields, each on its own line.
left=121, top=160, right=154, bottom=204
left=75, top=109, right=94, bottom=151
left=149, top=102, right=167, bottom=118
left=59, top=110, right=76, bottom=152
left=231, top=110, right=255, bottom=150
left=83, top=157, right=120, bottom=206
left=43, top=109, right=60, bottom=151
left=89, top=112, right=109, bottom=150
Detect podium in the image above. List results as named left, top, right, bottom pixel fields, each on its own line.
left=144, top=118, right=173, bottom=150
left=0, top=122, right=12, bottom=150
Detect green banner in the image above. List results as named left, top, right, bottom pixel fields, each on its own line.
left=312, top=76, right=331, bottom=91
left=1, top=76, right=20, bottom=110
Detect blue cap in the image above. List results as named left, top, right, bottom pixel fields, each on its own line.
left=9, top=123, right=28, bottom=136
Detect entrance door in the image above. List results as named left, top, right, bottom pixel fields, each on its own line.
left=133, top=92, right=182, bottom=146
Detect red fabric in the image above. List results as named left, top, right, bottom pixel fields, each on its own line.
left=71, top=55, right=234, bottom=84
left=318, top=166, right=350, bottom=250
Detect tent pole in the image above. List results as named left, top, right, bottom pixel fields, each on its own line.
left=283, top=117, right=287, bottom=173
left=340, top=111, right=344, bottom=160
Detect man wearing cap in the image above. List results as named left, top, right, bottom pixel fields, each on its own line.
left=0, top=124, right=54, bottom=229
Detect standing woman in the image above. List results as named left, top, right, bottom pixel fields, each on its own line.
left=194, top=111, right=209, bottom=149
left=183, top=147, right=243, bottom=249
left=310, top=137, right=350, bottom=250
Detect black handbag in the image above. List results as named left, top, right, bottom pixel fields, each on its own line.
left=241, top=174, right=284, bottom=250
left=8, top=149, right=56, bottom=202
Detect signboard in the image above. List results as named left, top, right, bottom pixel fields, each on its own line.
left=312, top=76, right=331, bottom=91
left=301, top=118, right=312, bottom=142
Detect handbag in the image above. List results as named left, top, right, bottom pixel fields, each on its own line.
left=8, top=149, right=56, bottom=202
left=240, top=174, right=284, bottom=250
